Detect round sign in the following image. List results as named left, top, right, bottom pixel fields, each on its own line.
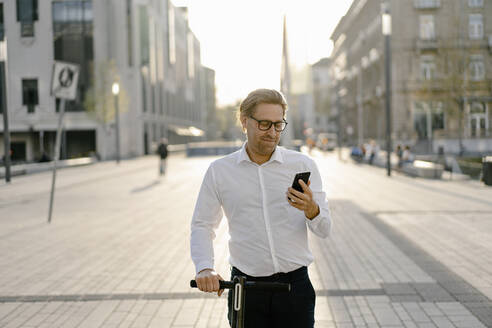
left=58, top=67, right=74, bottom=88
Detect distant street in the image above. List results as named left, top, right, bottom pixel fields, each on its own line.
left=1, top=151, right=492, bottom=328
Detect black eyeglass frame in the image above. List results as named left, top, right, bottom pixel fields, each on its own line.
left=249, top=116, right=288, bottom=132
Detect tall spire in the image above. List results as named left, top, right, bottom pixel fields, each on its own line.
left=280, top=15, right=291, bottom=96
left=280, top=14, right=293, bottom=147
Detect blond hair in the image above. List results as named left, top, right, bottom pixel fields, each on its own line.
left=237, top=89, right=287, bottom=121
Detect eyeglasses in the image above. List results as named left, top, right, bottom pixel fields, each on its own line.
left=249, top=116, right=288, bottom=132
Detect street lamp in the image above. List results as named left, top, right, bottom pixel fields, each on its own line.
left=0, top=38, right=11, bottom=183
left=382, top=2, right=392, bottom=177
left=336, top=85, right=347, bottom=161
left=112, top=82, right=120, bottom=164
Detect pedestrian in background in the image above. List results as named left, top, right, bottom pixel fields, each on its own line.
left=396, top=144, right=403, bottom=168
left=157, top=138, right=168, bottom=175
left=190, top=88, right=332, bottom=327
left=402, top=145, right=414, bottom=164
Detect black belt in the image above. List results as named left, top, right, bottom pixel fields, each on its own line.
left=232, top=266, right=307, bottom=282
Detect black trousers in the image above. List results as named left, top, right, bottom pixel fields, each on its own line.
left=227, top=266, right=315, bottom=328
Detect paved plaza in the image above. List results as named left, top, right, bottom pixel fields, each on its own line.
left=1, top=150, right=492, bottom=327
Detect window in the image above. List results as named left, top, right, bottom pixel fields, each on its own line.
left=419, top=15, right=435, bottom=40
left=414, top=0, right=440, bottom=9
left=469, top=55, right=485, bottom=81
left=22, top=79, right=38, bottom=113
left=469, top=14, right=483, bottom=39
left=127, top=0, right=133, bottom=66
left=141, top=71, right=147, bottom=113
left=468, top=0, right=483, bottom=7
left=187, top=32, right=194, bottom=79
left=17, top=0, right=38, bottom=21
left=0, top=4, right=4, bottom=41
left=469, top=102, right=488, bottom=137
left=17, top=0, right=38, bottom=37
left=168, top=4, right=176, bottom=65
left=0, top=64, right=4, bottom=115
left=413, top=101, right=444, bottom=139
left=420, top=55, right=436, bottom=80
left=138, top=6, right=149, bottom=65
left=470, top=102, right=485, bottom=114
left=52, top=1, right=93, bottom=112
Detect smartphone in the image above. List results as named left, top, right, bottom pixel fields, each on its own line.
left=290, top=172, right=311, bottom=200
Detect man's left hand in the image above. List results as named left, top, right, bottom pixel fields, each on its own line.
left=286, top=180, right=320, bottom=220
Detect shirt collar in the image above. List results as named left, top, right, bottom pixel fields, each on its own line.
left=236, top=142, right=284, bottom=164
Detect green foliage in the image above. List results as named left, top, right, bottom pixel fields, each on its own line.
left=84, top=60, right=129, bottom=124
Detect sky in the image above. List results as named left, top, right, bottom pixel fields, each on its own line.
left=171, top=0, right=353, bottom=106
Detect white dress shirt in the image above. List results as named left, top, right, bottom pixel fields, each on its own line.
left=190, top=143, right=332, bottom=277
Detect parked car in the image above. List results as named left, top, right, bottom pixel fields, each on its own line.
left=316, top=133, right=337, bottom=151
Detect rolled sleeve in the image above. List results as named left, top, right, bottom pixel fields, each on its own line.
left=304, top=160, right=332, bottom=238
left=306, top=201, right=332, bottom=238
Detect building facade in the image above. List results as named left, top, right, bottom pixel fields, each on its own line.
left=201, top=66, right=217, bottom=140
left=0, top=0, right=215, bottom=162
left=329, top=0, right=492, bottom=154
left=311, top=57, right=335, bottom=135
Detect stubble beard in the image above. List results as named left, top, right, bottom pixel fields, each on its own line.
left=257, top=137, right=278, bottom=155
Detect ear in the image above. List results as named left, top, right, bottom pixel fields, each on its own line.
left=240, top=116, right=248, bottom=133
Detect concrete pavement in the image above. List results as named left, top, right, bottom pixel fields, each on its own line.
left=1, top=151, right=492, bottom=327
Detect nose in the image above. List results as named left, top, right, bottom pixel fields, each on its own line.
left=266, top=125, right=277, bottom=136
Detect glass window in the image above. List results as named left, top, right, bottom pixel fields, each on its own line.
left=187, top=32, right=194, bottom=79
left=419, top=15, right=435, bottom=40
left=20, top=22, right=34, bottom=37
left=413, top=101, right=444, bottom=138
left=420, top=55, right=436, bottom=80
left=52, top=1, right=93, bottom=112
left=469, top=55, right=485, bottom=81
left=17, top=0, right=38, bottom=22
left=469, top=14, right=483, bottom=39
left=22, top=79, right=38, bottom=113
left=138, top=5, right=149, bottom=65
left=470, top=102, right=485, bottom=114
left=159, top=81, right=164, bottom=115
left=141, top=68, right=147, bottom=113
left=0, top=4, right=4, bottom=41
left=17, top=0, right=38, bottom=37
left=468, top=0, right=483, bottom=7
left=127, top=0, right=133, bottom=67
left=414, top=0, right=440, bottom=8
left=168, top=4, right=176, bottom=65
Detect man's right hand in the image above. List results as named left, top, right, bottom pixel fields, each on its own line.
left=195, top=268, right=224, bottom=297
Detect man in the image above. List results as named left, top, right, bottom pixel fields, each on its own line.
left=157, top=138, right=168, bottom=175
left=190, top=89, right=332, bottom=327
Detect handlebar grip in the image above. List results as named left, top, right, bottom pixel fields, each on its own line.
left=190, top=280, right=290, bottom=292
left=190, top=280, right=234, bottom=289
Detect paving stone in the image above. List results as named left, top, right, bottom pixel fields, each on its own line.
left=382, top=283, right=418, bottom=295
left=2, top=154, right=492, bottom=327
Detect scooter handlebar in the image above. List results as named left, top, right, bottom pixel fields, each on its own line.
left=190, top=280, right=290, bottom=292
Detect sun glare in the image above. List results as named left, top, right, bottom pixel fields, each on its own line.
left=171, top=0, right=353, bottom=106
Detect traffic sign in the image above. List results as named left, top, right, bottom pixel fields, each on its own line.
left=51, top=61, right=80, bottom=100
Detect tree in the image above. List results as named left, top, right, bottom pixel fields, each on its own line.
left=411, top=1, right=490, bottom=155
left=84, top=60, right=129, bottom=125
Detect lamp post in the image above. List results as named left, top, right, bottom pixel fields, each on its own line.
left=112, top=82, right=120, bottom=164
left=336, top=85, right=347, bottom=161
left=382, top=2, right=392, bottom=177
left=0, top=37, right=11, bottom=183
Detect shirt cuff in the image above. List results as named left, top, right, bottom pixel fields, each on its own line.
left=195, top=261, right=214, bottom=275
left=305, top=205, right=327, bottom=224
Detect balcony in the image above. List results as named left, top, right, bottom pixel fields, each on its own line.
left=416, top=38, right=439, bottom=50
left=414, top=0, right=441, bottom=9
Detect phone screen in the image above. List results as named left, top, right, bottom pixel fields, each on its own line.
left=291, top=171, right=311, bottom=193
